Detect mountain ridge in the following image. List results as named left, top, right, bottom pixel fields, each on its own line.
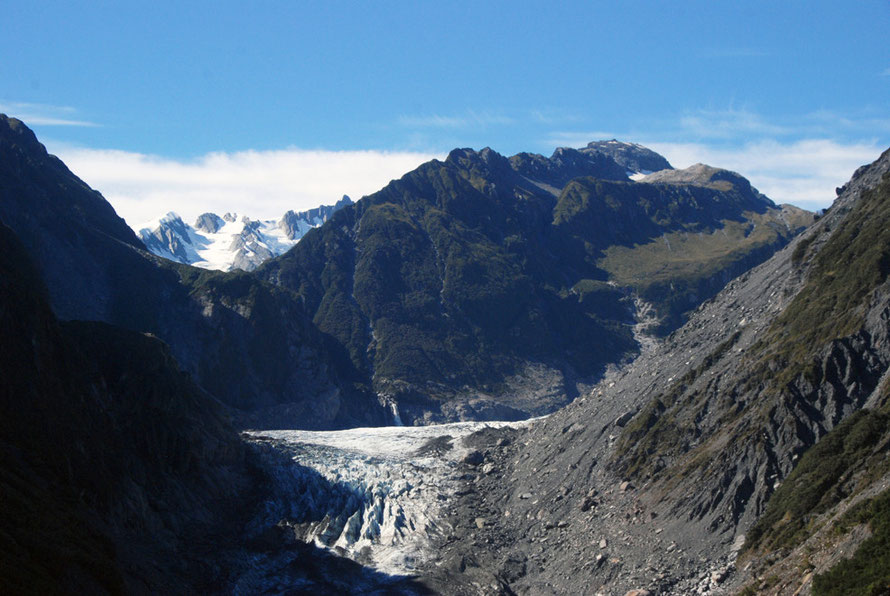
left=259, top=142, right=811, bottom=422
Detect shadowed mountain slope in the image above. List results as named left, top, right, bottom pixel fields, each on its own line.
left=260, top=144, right=810, bottom=423
left=0, top=115, right=384, bottom=429
left=0, top=221, right=255, bottom=593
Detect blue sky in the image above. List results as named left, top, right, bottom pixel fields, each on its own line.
left=3, top=1, right=889, bottom=224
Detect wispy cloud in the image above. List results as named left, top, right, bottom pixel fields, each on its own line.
left=803, top=109, right=890, bottom=136
left=881, top=67, right=890, bottom=77
left=0, top=101, right=99, bottom=127
left=678, top=107, right=791, bottom=139
left=47, top=144, right=443, bottom=228
left=644, top=138, right=883, bottom=210
left=529, top=109, right=583, bottom=126
left=544, top=105, right=886, bottom=211
left=398, top=110, right=514, bottom=129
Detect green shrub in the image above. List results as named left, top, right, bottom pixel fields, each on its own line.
left=813, top=488, right=890, bottom=595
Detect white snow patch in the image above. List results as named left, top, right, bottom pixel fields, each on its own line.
left=137, top=209, right=334, bottom=271
left=628, top=170, right=653, bottom=181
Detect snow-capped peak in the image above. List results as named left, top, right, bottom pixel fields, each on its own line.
left=136, top=196, right=352, bottom=271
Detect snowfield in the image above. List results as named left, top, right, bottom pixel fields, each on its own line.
left=245, top=420, right=536, bottom=576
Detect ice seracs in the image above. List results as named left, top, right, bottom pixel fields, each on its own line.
left=246, top=420, right=535, bottom=576
left=136, top=195, right=353, bottom=271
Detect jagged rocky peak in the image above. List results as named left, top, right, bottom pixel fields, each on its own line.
left=139, top=211, right=191, bottom=244
left=581, top=139, right=674, bottom=174
left=138, top=212, right=200, bottom=264
left=509, top=146, right=629, bottom=189
left=194, top=212, right=224, bottom=233
left=279, top=195, right=353, bottom=240
left=445, top=146, right=515, bottom=175
left=137, top=197, right=352, bottom=271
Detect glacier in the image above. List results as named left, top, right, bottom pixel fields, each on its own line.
left=243, top=419, right=535, bottom=579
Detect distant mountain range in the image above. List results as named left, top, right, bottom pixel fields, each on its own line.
left=137, top=196, right=353, bottom=271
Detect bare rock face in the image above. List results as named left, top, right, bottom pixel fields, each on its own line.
left=582, top=139, right=673, bottom=174
left=195, top=211, right=225, bottom=233
left=279, top=195, right=353, bottom=240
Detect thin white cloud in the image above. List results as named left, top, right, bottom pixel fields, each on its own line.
left=398, top=110, right=514, bottom=129
left=882, top=67, right=890, bottom=77
left=644, top=138, right=883, bottom=209
left=0, top=101, right=99, bottom=127
left=529, top=109, right=583, bottom=126
left=47, top=144, right=443, bottom=229
left=804, top=109, right=890, bottom=135
left=678, top=108, right=791, bottom=139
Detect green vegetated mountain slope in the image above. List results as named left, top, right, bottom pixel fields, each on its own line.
left=560, top=167, right=813, bottom=333
left=611, top=149, right=890, bottom=524
left=732, top=155, right=890, bottom=595
left=418, top=148, right=890, bottom=595
left=0, top=221, right=257, bottom=593
left=0, top=115, right=385, bottom=429
left=260, top=143, right=811, bottom=423
left=604, top=150, right=890, bottom=594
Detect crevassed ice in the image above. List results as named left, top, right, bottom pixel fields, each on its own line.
left=247, top=420, right=534, bottom=575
